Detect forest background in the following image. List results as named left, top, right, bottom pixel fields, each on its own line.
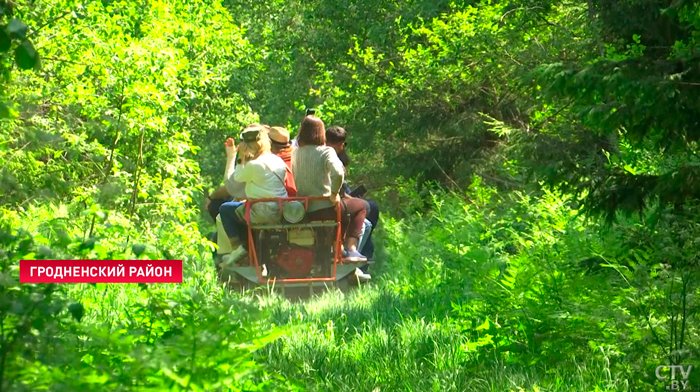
left=2, top=0, right=700, bottom=391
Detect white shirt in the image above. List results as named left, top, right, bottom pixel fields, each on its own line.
left=233, top=152, right=288, bottom=199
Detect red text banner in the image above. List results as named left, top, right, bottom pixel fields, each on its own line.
left=19, top=260, right=183, bottom=283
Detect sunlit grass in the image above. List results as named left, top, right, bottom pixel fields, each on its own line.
left=255, top=283, right=630, bottom=392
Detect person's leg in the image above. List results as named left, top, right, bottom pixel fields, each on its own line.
left=208, top=197, right=232, bottom=222
left=348, top=199, right=378, bottom=282
left=219, top=201, right=245, bottom=241
left=362, top=199, right=379, bottom=260
left=341, top=198, right=367, bottom=261
left=366, top=200, right=379, bottom=228
left=363, top=237, right=375, bottom=260
left=219, top=201, right=247, bottom=262
left=357, top=219, right=372, bottom=253
left=310, top=203, right=369, bottom=278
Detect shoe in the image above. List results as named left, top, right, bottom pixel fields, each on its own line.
left=343, top=250, right=367, bottom=263
left=343, top=249, right=373, bottom=263
left=354, top=268, right=371, bottom=282
left=222, top=246, right=246, bottom=266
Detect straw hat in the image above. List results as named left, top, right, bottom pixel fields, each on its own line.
left=269, top=126, right=291, bottom=146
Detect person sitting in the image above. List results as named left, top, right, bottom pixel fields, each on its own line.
left=269, top=126, right=297, bottom=196
left=326, top=125, right=380, bottom=261
left=219, top=124, right=289, bottom=266
left=205, top=151, right=245, bottom=223
left=336, top=151, right=378, bottom=259
left=205, top=188, right=232, bottom=223
left=291, top=115, right=368, bottom=264
left=205, top=149, right=246, bottom=271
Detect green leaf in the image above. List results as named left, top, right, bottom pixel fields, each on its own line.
left=476, top=318, right=490, bottom=331
left=0, top=3, right=14, bottom=18
left=7, top=19, right=27, bottom=39
left=15, top=40, right=38, bottom=70
left=0, top=29, right=10, bottom=52
left=79, top=238, right=97, bottom=251
left=11, top=301, right=24, bottom=315
left=132, top=243, right=147, bottom=256
left=161, top=368, right=190, bottom=388
left=68, top=302, right=85, bottom=322
left=84, top=373, right=109, bottom=384
left=0, top=102, right=10, bottom=118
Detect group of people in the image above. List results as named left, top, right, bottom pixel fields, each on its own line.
left=205, top=114, right=379, bottom=281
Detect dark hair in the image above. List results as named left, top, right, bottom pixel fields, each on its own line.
left=298, top=115, right=326, bottom=147
left=326, top=125, right=347, bottom=145
left=337, top=149, right=350, bottom=167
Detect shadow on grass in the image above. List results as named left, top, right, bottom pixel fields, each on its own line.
left=257, top=282, right=624, bottom=392
left=252, top=238, right=629, bottom=392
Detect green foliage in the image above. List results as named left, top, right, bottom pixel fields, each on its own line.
left=220, top=0, right=700, bottom=223
left=0, top=206, right=295, bottom=391
left=0, top=0, right=257, bottom=213
left=0, top=2, right=41, bottom=119
left=221, top=0, right=594, bottom=209
left=376, top=179, right=700, bottom=390
left=0, top=2, right=295, bottom=388
left=4, top=0, right=700, bottom=391
left=251, top=179, right=700, bottom=391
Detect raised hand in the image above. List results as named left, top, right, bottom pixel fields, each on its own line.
left=224, top=138, right=236, bottom=157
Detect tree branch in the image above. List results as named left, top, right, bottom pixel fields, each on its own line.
left=29, top=10, right=73, bottom=37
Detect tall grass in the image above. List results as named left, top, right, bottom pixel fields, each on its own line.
left=5, top=178, right=700, bottom=391
left=258, top=287, right=629, bottom=391
left=1, top=204, right=297, bottom=391
left=253, top=179, right=699, bottom=391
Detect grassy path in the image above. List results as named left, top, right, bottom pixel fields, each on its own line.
left=253, top=279, right=619, bottom=392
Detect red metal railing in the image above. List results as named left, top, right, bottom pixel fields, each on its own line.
left=243, top=196, right=343, bottom=284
